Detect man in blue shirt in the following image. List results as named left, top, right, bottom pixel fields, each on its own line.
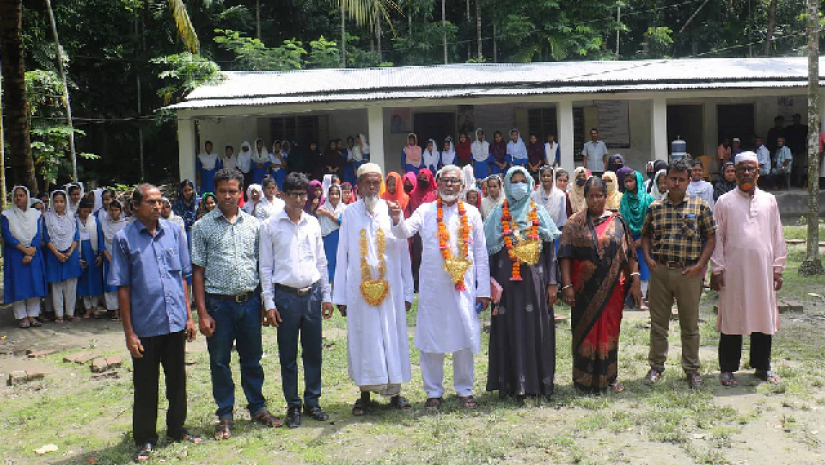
left=109, top=184, right=200, bottom=462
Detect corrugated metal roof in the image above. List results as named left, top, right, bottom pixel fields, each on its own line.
left=168, top=57, right=822, bottom=110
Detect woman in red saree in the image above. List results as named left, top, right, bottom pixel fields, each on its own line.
left=559, top=176, right=641, bottom=393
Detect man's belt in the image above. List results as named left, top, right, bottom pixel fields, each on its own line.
left=207, top=291, right=255, bottom=303
left=275, top=283, right=315, bottom=297
left=656, top=259, right=697, bottom=269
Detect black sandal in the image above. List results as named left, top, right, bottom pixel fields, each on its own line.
left=425, top=397, right=442, bottom=411
left=390, top=395, right=412, bottom=412
left=177, top=432, right=203, bottom=444
left=252, top=409, right=283, bottom=427
left=214, top=419, right=233, bottom=440
left=459, top=395, right=478, bottom=409
left=755, top=370, right=781, bottom=384
left=352, top=398, right=368, bottom=416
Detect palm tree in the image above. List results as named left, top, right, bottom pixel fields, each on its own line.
left=167, top=0, right=200, bottom=53
left=336, top=0, right=397, bottom=59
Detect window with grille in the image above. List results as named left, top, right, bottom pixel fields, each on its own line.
left=270, top=116, right=319, bottom=147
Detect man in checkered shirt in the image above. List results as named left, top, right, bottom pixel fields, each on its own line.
left=641, top=160, right=716, bottom=389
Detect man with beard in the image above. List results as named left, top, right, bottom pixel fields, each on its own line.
left=333, top=163, right=415, bottom=416
left=710, top=152, right=786, bottom=387
left=390, top=165, right=490, bottom=411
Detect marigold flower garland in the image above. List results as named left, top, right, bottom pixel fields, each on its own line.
left=501, top=200, right=540, bottom=281
left=359, top=228, right=389, bottom=306
left=437, top=197, right=472, bottom=291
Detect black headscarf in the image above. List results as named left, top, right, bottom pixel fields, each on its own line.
left=714, top=162, right=737, bottom=201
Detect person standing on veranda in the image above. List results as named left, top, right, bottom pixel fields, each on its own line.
left=581, top=128, right=608, bottom=177
left=260, top=172, right=335, bottom=428
left=192, top=169, right=283, bottom=441
left=390, top=164, right=491, bottom=411
left=710, top=152, right=786, bottom=387
left=108, top=184, right=201, bottom=462
left=641, top=160, right=716, bottom=389
left=333, top=163, right=415, bottom=416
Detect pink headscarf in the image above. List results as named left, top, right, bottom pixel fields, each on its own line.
left=404, top=133, right=422, bottom=167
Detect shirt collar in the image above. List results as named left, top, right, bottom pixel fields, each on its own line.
left=214, top=207, right=247, bottom=224
left=276, top=209, right=307, bottom=225
left=135, top=217, right=165, bottom=235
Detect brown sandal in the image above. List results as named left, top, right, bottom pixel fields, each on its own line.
left=425, top=397, right=442, bottom=411
left=459, top=395, right=478, bottom=409
left=252, top=409, right=283, bottom=427
left=214, top=419, right=233, bottom=440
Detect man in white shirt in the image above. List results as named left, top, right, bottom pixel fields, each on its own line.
left=544, top=134, right=560, bottom=168
left=333, top=163, right=415, bottom=416
left=259, top=172, right=334, bottom=428
left=581, top=128, right=608, bottom=176
left=389, top=165, right=491, bottom=411
left=755, top=137, right=772, bottom=189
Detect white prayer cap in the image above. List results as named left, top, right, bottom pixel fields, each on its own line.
left=356, top=162, right=383, bottom=178
left=732, top=138, right=741, bottom=142
left=735, top=151, right=759, bottom=165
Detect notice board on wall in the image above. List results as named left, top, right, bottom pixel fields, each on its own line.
left=596, top=100, right=631, bottom=149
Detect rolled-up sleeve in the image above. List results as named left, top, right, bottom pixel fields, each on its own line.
left=177, top=225, right=192, bottom=278
left=190, top=221, right=206, bottom=268
left=108, top=233, right=130, bottom=288
left=259, top=221, right=276, bottom=310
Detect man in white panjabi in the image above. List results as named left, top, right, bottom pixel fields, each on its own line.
left=390, top=164, right=491, bottom=411
left=710, top=151, right=787, bottom=387
left=333, top=163, right=415, bottom=416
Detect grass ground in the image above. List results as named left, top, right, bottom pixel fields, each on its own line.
left=2, top=225, right=825, bottom=464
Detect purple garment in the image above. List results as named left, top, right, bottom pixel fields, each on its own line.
left=527, top=143, right=545, bottom=165
left=305, top=179, right=325, bottom=214
left=616, top=167, right=633, bottom=193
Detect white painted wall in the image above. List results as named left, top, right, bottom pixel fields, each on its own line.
left=571, top=100, right=653, bottom=170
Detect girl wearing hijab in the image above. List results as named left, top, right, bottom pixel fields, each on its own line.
left=44, top=190, right=83, bottom=323
left=161, top=197, right=186, bottom=232
left=646, top=160, right=668, bottom=193
left=568, top=167, right=591, bottom=214
left=714, top=162, right=738, bottom=201
left=197, top=141, right=222, bottom=194
left=270, top=140, right=288, bottom=189
left=381, top=172, right=409, bottom=212
left=440, top=137, right=457, bottom=167
left=606, top=153, right=625, bottom=174
left=305, top=179, right=325, bottom=215
left=403, top=133, right=423, bottom=174
left=531, top=165, right=568, bottom=232
left=101, top=200, right=128, bottom=321
left=172, top=179, right=199, bottom=247
left=317, top=183, right=347, bottom=282
left=237, top=140, right=254, bottom=189
left=401, top=173, right=417, bottom=216
left=507, top=129, right=528, bottom=167
left=197, top=192, right=218, bottom=220
left=251, top=138, right=271, bottom=185
left=471, top=128, right=491, bottom=180
left=603, top=171, right=623, bottom=211
left=484, top=166, right=561, bottom=400
left=341, top=182, right=355, bottom=205
left=464, top=187, right=482, bottom=210
left=346, top=133, right=371, bottom=185
left=3, top=186, right=48, bottom=328
left=650, top=169, right=668, bottom=200
left=88, top=188, right=104, bottom=215
left=66, top=182, right=84, bottom=214
left=423, top=139, right=440, bottom=174
left=243, top=184, right=272, bottom=221
left=406, top=168, right=437, bottom=293
left=323, top=139, right=343, bottom=177
left=456, top=132, right=472, bottom=167
left=489, top=131, right=510, bottom=175
left=620, top=170, right=655, bottom=310
left=76, top=198, right=105, bottom=319
left=95, top=189, right=115, bottom=220
left=526, top=133, right=547, bottom=184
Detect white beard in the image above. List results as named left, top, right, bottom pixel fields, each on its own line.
left=440, top=193, right=459, bottom=202
left=363, top=194, right=379, bottom=212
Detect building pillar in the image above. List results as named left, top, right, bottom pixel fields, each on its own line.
left=178, top=113, right=197, bottom=182
left=367, top=106, right=385, bottom=171
left=557, top=100, right=575, bottom=170
left=650, top=96, right=668, bottom=162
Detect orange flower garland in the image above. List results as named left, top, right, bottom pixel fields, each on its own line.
left=502, top=200, right=541, bottom=281
left=437, top=197, right=473, bottom=291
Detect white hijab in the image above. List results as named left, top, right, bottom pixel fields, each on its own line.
left=64, top=182, right=84, bottom=213
left=321, top=174, right=334, bottom=200
left=101, top=205, right=128, bottom=248
left=243, top=184, right=264, bottom=215
left=460, top=164, right=476, bottom=198
left=423, top=139, right=440, bottom=169
left=198, top=146, right=219, bottom=171
left=270, top=141, right=286, bottom=167
left=532, top=168, right=565, bottom=223
left=471, top=128, right=490, bottom=162
left=237, top=141, right=252, bottom=173
left=350, top=133, right=370, bottom=162
left=319, top=185, right=347, bottom=237
left=161, top=197, right=186, bottom=232
left=91, top=188, right=104, bottom=214
left=77, top=211, right=99, bottom=253
left=44, top=190, right=77, bottom=251
left=251, top=138, right=269, bottom=164
left=2, top=186, right=40, bottom=247
left=651, top=169, right=668, bottom=200
left=440, top=139, right=456, bottom=166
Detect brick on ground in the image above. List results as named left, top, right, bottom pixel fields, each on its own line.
left=8, top=371, right=28, bottom=386
left=27, top=349, right=57, bottom=358
left=26, top=370, right=45, bottom=381
left=778, top=300, right=804, bottom=313
left=63, top=352, right=101, bottom=364
left=91, top=358, right=109, bottom=373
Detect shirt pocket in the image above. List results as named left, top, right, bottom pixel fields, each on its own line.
left=681, top=214, right=698, bottom=239
left=165, top=247, right=182, bottom=272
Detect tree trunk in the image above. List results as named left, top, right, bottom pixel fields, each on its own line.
left=0, top=76, right=5, bottom=210
left=476, top=0, right=482, bottom=59
left=45, top=0, right=77, bottom=181
left=0, top=0, right=36, bottom=192
left=375, top=10, right=382, bottom=59
left=801, top=0, right=824, bottom=276
left=764, top=0, right=777, bottom=56
left=256, top=0, right=261, bottom=40
left=341, top=2, right=347, bottom=67
left=442, top=0, right=447, bottom=64
left=492, top=22, right=497, bottom=62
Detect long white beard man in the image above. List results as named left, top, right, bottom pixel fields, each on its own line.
left=389, top=164, right=491, bottom=411
left=333, top=163, right=415, bottom=415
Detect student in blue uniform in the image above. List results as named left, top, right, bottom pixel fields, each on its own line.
left=2, top=186, right=48, bottom=328
left=44, top=190, right=83, bottom=323
left=76, top=198, right=105, bottom=319
left=100, top=200, right=129, bottom=321
left=197, top=141, right=222, bottom=194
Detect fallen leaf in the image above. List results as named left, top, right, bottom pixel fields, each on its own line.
left=33, top=444, right=58, bottom=455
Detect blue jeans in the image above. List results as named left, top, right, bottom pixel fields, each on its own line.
left=204, top=294, right=266, bottom=420
left=274, top=284, right=323, bottom=410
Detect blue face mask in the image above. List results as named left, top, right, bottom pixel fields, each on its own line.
left=509, top=182, right=530, bottom=201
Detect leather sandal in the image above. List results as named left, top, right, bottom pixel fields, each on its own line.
left=425, top=397, right=442, bottom=411
left=214, top=418, right=233, bottom=440
left=459, top=395, right=478, bottom=409
left=720, top=372, right=738, bottom=387
left=390, top=395, right=412, bottom=412
left=252, top=409, right=283, bottom=427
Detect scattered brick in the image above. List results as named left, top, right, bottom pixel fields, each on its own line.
left=26, top=370, right=45, bottom=381
left=91, top=358, right=109, bottom=373
left=8, top=371, right=27, bottom=386
left=27, top=349, right=57, bottom=358
left=63, top=352, right=101, bottom=364
left=105, top=356, right=122, bottom=369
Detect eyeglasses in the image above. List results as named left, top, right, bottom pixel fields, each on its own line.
left=285, top=191, right=308, bottom=199
left=439, top=178, right=461, bottom=185
left=736, top=166, right=758, bottom=173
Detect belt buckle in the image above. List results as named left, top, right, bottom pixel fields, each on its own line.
left=297, top=287, right=311, bottom=297
left=235, top=293, right=249, bottom=303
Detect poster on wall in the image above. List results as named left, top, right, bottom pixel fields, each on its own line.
left=457, top=105, right=475, bottom=135
left=777, top=96, right=795, bottom=119
left=596, top=100, right=631, bottom=148
left=390, top=108, right=412, bottom=133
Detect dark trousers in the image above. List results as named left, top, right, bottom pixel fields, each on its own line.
left=718, top=332, right=772, bottom=373
left=205, top=294, right=266, bottom=420
left=274, top=284, right=323, bottom=410
left=132, top=331, right=187, bottom=445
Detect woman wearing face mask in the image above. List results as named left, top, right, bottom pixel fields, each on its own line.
left=602, top=171, right=623, bottom=211
left=401, top=173, right=417, bottom=218
left=568, top=167, right=591, bottom=214
left=483, top=166, right=561, bottom=401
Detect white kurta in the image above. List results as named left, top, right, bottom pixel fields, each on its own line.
left=333, top=200, right=414, bottom=388
left=711, top=188, right=787, bottom=335
left=392, top=201, right=491, bottom=354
